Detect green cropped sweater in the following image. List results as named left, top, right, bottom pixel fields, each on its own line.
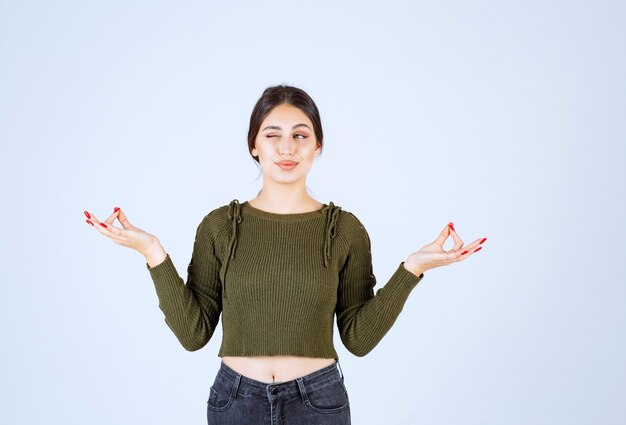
left=146, top=199, right=424, bottom=359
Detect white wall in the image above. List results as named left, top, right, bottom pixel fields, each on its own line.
left=1, top=1, right=624, bottom=424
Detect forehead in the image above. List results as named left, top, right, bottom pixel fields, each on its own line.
left=261, top=104, right=312, bottom=128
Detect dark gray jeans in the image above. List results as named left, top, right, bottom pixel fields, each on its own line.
left=206, top=359, right=351, bottom=424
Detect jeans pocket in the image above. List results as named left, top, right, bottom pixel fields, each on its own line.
left=303, top=379, right=350, bottom=414
left=206, top=378, right=235, bottom=412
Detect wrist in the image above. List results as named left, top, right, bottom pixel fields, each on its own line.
left=402, top=261, right=424, bottom=278
left=144, top=238, right=167, bottom=268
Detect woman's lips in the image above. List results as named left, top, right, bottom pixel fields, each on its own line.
left=277, top=161, right=297, bottom=170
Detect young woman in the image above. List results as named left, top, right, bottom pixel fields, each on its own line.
left=84, top=84, right=487, bottom=424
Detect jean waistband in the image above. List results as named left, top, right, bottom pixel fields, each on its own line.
left=215, top=359, right=344, bottom=400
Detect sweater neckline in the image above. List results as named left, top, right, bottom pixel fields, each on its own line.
left=241, top=200, right=328, bottom=222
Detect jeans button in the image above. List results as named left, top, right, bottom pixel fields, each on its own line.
left=271, top=388, right=277, bottom=394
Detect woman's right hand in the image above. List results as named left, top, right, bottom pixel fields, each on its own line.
left=84, top=207, right=160, bottom=258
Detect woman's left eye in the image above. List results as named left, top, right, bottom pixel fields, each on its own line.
left=295, top=134, right=307, bottom=139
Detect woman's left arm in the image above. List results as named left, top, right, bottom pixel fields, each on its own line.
left=336, top=219, right=486, bottom=357
left=335, top=219, right=423, bottom=357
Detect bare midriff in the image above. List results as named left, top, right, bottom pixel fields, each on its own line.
left=222, top=355, right=337, bottom=384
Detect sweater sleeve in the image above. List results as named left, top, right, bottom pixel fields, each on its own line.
left=146, top=214, right=223, bottom=351
left=336, top=214, right=424, bottom=357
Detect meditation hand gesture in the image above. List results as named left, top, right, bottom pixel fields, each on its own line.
left=403, top=222, right=487, bottom=277
left=84, top=207, right=165, bottom=265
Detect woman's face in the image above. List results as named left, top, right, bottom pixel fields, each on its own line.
left=252, top=103, right=321, bottom=186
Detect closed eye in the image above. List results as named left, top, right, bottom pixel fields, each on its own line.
left=266, top=134, right=308, bottom=139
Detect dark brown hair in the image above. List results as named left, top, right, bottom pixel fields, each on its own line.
left=247, top=84, right=324, bottom=164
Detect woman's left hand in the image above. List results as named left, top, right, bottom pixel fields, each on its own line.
left=403, top=222, right=486, bottom=276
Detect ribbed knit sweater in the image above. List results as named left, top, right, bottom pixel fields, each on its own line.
left=146, top=199, right=424, bottom=359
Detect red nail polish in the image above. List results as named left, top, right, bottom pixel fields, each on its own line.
left=479, top=237, right=487, bottom=244
left=86, top=220, right=93, bottom=226
left=114, top=207, right=120, bottom=212
left=474, top=247, right=482, bottom=252
left=84, top=211, right=91, bottom=219
left=461, top=250, right=468, bottom=255
left=448, top=222, right=455, bottom=231
left=100, top=222, right=108, bottom=228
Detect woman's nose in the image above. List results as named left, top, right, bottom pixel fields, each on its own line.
left=279, top=138, right=295, bottom=155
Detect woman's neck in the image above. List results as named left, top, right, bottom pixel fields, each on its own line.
left=248, top=191, right=323, bottom=215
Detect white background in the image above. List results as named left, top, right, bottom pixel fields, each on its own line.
left=1, top=1, right=624, bottom=424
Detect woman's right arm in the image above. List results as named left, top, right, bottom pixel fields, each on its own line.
left=85, top=207, right=222, bottom=352
left=145, top=216, right=223, bottom=352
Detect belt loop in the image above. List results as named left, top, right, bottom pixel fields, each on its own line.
left=336, top=360, right=344, bottom=380
left=232, top=373, right=241, bottom=399
left=296, top=377, right=309, bottom=403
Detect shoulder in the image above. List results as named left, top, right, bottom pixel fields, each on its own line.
left=338, top=208, right=366, bottom=229
left=330, top=201, right=367, bottom=229
left=333, top=204, right=371, bottom=245
left=196, top=200, right=237, bottom=238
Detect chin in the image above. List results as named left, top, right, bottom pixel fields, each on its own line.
left=268, top=172, right=303, bottom=183
left=274, top=176, right=303, bottom=184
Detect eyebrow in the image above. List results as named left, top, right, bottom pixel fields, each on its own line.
left=262, top=124, right=311, bottom=132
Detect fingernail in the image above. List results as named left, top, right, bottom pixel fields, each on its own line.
left=479, top=237, right=487, bottom=244
left=461, top=250, right=468, bottom=255
left=114, top=207, right=120, bottom=212
left=448, top=222, right=455, bottom=231
left=474, top=247, right=482, bottom=253
left=84, top=211, right=91, bottom=219
left=100, top=222, right=108, bottom=228
left=86, top=220, right=94, bottom=226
